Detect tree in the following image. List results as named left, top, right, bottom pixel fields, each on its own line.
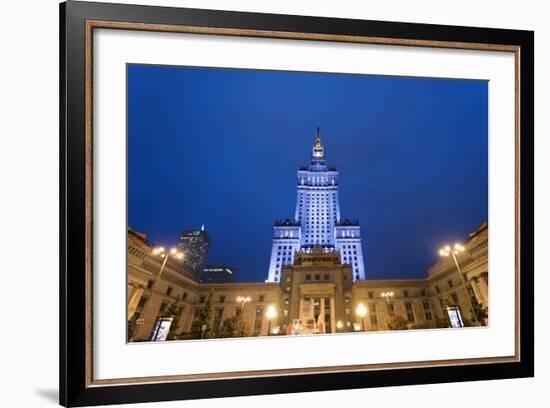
left=160, top=294, right=184, bottom=340
left=470, top=295, right=488, bottom=326
left=127, top=318, right=137, bottom=341
left=190, top=291, right=214, bottom=339
left=408, top=321, right=436, bottom=330
left=386, top=315, right=408, bottom=330
left=433, top=315, right=451, bottom=328
left=218, top=316, right=251, bottom=338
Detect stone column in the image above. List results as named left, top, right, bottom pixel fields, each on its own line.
left=127, top=287, right=144, bottom=320
left=330, top=296, right=336, bottom=333
left=476, top=273, right=489, bottom=306
left=319, top=297, right=325, bottom=332
left=469, top=278, right=486, bottom=308
left=298, top=296, right=303, bottom=327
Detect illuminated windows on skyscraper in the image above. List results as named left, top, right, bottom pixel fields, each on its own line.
left=266, top=128, right=366, bottom=282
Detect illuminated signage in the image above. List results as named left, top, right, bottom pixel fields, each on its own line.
left=446, top=306, right=464, bottom=328
left=150, top=317, right=173, bottom=341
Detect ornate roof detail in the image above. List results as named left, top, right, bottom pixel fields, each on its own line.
left=275, top=218, right=300, bottom=227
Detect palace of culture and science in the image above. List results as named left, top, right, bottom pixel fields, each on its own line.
left=127, top=129, right=489, bottom=341
left=266, top=128, right=366, bottom=282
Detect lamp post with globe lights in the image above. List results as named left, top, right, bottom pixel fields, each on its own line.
left=439, top=243, right=478, bottom=324
left=236, top=296, right=251, bottom=314
left=355, top=303, right=368, bottom=331
left=130, top=246, right=184, bottom=340
left=380, top=291, right=394, bottom=314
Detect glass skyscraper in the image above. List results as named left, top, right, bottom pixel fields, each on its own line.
left=176, top=225, right=211, bottom=278
left=266, top=129, right=366, bottom=282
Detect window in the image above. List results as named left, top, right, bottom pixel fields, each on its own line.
left=403, top=290, right=409, bottom=298
left=305, top=275, right=311, bottom=281
left=405, top=303, right=415, bottom=322
left=370, top=314, right=378, bottom=325
left=420, top=290, right=426, bottom=297
left=422, top=301, right=431, bottom=310
left=259, top=295, right=265, bottom=302
left=254, top=307, right=264, bottom=332
left=448, top=279, right=454, bottom=288
left=213, top=308, right=224, bottom=333
left=315, top=274, right=320, bottom=280
left=425, top=311, right=433, bottom=320
left=286, top=276, right=291, bottom=282
left=199, top=295, right=206, bottom=304
left=136, top=297, right=149, bottom=314
left=367, top=291, right=374, bottom=299
left=146, top=280, right=154, bottom=289
left=158, top=302, right=168, bottom=315
left=451, top=293, right=459, bottom=304
left=435, top=285, right=440, bottom=293
left=219, top=295, right=225, bottom=303
left=324, top=274, right=329, bottom=280
left=166, top=286, right=173, bottom=296
left=182, top=292, right=188, bottom=301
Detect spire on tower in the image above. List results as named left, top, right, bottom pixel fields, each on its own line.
left=315, top=126, right=321, bottom=148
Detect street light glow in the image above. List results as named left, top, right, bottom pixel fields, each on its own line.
left=439, top=243, right=465, bottom=258
left=266, top=305, right=277, bottom=319
left=355, top=303, right=367, bottom=318
left=176, top=252, right=184, bottom=260
left=170, top=248, right=177, bottom=255
left=336, top=320, right=343, bottom=329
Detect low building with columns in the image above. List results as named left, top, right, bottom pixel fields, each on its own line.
left=127, top=222, right=488, bottom=341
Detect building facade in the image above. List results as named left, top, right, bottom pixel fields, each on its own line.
left=127, top=222, right=488, bottom=341
left=266, top=129, right=366, bottom=283
left=176, top=226, right=211, bottom=277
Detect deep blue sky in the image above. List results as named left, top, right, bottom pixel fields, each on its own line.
left=128, top=64, right=488, bottom=282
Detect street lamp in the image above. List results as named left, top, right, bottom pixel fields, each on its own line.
left=355, top=303, right=368, bottom=331
left=380, top=291, right=394, bottom=310
left=236, top=296, right=251, bottom=314
left=130, top=246, right=184, bottom=341
left=336, top=320, right=344, bottom=331
left=266, top=305, right=277, bottom=335
left=439, top=243, right=478, bottom=324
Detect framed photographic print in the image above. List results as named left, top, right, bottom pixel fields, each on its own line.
left=60, top=1, right=534, bottom=406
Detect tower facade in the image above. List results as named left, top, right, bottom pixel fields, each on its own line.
left=176, top=225, right=211, bottom=278
left=266, top=129, right=366, bottom=282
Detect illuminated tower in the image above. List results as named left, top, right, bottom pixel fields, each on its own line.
left=176, top=225, right=211, bottom=279
left=266, top=128, right=366, bottom=282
